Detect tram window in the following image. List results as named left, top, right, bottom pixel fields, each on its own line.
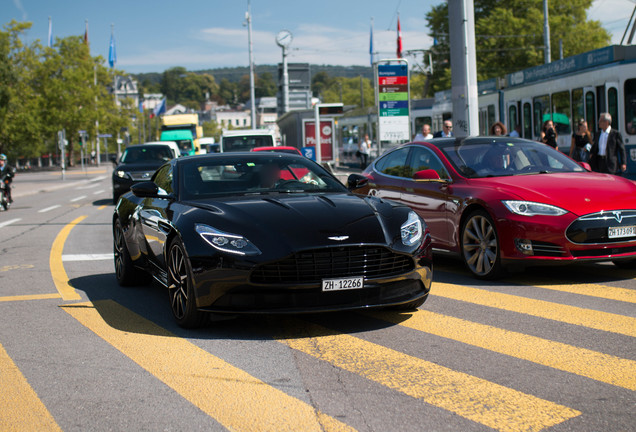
left=533, top=95, right=549, bottom=137
left=608, top=87, right=619, bottom=129
left=523, top=103, right=532, bottom=138
left=508, top=105, right=518, bottom=133
left=487, top=105, right=496, bottom=132
left=625, top=79, right=636, bottom=135
left=572, top=88, right=584, bottom=125
left=551, top=90, right=572, bottom=136
left=586, top=91, right=596, bottom=133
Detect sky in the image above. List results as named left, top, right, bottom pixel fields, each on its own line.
left=3, top=0, right=635, bottom=74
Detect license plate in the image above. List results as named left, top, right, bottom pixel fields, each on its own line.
left=322, top=277, right=364, bottom=292
left=608, top=225, right=636, bottom=239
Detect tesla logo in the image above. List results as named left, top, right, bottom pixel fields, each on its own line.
left=328, top=236, right=349, bottom=241
left=142, top=173, right=150, bottom=178
left=612, top=211, right=623, bottom=223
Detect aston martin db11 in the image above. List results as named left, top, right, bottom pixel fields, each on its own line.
left=113, top=152, right=433, bottom=327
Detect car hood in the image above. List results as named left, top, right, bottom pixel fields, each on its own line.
left=183, top=193, right=409, bottom=254
left=473, top=172, right=636, bottom=215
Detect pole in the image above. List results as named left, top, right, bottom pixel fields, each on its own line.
left=314, top=103, right=321, bottom=164
left=448, top=0, right=479, bottom=137
left=283, top=46, right=289, bottom=114
left=543, top=0, right=551, bottom=64
left=247, top=0, right=256, bottom=129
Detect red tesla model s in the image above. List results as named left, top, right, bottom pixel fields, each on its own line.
left=348, top=137, right=636, bottom=279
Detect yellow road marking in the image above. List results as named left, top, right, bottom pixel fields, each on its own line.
left=522, top=282, right=636, bottom=303
left=62, top=301, right=355, bottom=432
left=0, top=343, right=62, bottom=431
left=276, top=319, right=580, bottom=432
left=371, top=309, right=636, bottom=390
left=0, top=264, right=34, bottom=272
left=434, top=282, right=636, bottom=337
left=0, top=293, right=62, bottom=303
left=49, top=216, right=86, bottom=301
left=98, top=205, right=107, bottom=210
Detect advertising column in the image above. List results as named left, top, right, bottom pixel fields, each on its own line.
left=377, top=60, right=410, bottom=150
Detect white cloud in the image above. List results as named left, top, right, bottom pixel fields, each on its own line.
left=590, top=0, right=636, bottom=43
left=12, top=0, right=27, bottom=20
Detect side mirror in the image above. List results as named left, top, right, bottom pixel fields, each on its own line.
left=413, top=169, right=441, bottom=180
left=347, top=174, right=369, bottom=190
left=579, top=162, right=592, bottom=171
left=130, top=181, right=159, bottom=198
left=110, top=156, right=118, bottom=165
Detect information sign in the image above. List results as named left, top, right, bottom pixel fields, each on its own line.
left=377, top=61, right=410, bottom=142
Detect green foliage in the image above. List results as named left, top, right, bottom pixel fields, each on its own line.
left=312, top=74, right=375, bottom=108
left=425, top=0, right=611, bottom=94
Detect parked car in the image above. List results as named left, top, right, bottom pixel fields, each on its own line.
left=251, top=146, right=302, bottom=156
left=111, top=143, right=176, bottom=204
left=113, top=152, right=433, bottom=327
left=349, top=136, right=636, bottom=279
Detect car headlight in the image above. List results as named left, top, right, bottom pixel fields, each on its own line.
left=195, top=224, right=261, bottom=256
left=115, top=170, right=128, bottom=179
left=502, top=200, right=568, bottom=216
left=401, top=211, right=423, bottom=246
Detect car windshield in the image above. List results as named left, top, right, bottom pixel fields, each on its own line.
left=121, top=146, right=174, bottom=163
left=179, top=155, right=347, bottom=199
left=435, top=138, right=586, bottom=178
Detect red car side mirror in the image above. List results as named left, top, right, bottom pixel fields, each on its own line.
left=413, top=169, right=441, bottom=180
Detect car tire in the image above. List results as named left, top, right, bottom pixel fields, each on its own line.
left=113, top=219, right=150, bottom=286
left=613, top=259, right=636, bottom=269
left=167, top=237, right=206, bottom=328
left=460, top=209, right=503, bottom=279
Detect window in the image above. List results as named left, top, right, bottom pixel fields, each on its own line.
left=407, top=147, right=450, bottom=180
left=625, top=79, right=636, bottom=135
left=533, top=95, right=549, bottom=136
left=551, top=90, right=571, bottom=136
left=608, top=87, right=619, bottom=129
left=413, top=116, right=432, bottom=137
left=523, top=103, right=532, bottom=138
left=374, top=147, right=410, bottom=178
left=487, top=105, right=496, bottom=133
left=508, top=105, right=518, bottom=134
left=153, top=164, right=173, bottom=194
left=585, top=91, right=596, bottom=133
left=572, top=88, right=584, bottom=125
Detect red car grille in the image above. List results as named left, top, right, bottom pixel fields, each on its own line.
left=250, top=246, right=414, bottom=284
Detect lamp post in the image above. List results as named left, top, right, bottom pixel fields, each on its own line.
left=276, top=30, right=292, bottom=114
left=245, top=1, right=256, bottom=129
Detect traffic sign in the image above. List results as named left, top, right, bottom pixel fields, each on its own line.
left=98, top=134, right=112, bottom=138
left=301, top=146, right=316, bottom=161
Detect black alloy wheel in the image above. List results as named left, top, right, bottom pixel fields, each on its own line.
left=167, top=237, right=206, bottom=328
left=113, top=219, right=150, bottom=286
left=461, top=210, right=503, bottom=279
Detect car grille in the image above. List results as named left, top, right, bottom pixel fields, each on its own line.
left=250, top=246, right=415, bottom=284
left=530, top=241, right=566, bottom=257
left=566, top=210, right=636, bottom=244
left=129, top=171, right=154, bottom=181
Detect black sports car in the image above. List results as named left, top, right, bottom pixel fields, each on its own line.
left=113, top=152, right=433, bottom=327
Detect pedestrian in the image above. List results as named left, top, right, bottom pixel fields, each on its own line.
left=0, top=153, right=15, bottom=205
left=589, top=112, right=627, bottom=175
left=569, top=119, right=592, bottom=162
left=489, top=121, right=507, bottom=136
left=540, top=119, right=558, bottom=150
left=433, top=120, right=454, bottom=138
left=413, top=124, right=433, bottom=141
left=358, top=134, right=371, bottom=169
left=509, top=124, right=522, bottom=138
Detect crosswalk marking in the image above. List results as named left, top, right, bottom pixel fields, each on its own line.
left=62, top=253, right=113, bottom=261
left=0, top=218, right=21, bottom=228
left=523, top=281, right=636, bottom=303
left=0, top=343, right=62, bottom=431
left=38, top=205, right=61, bottom=213
left=276, top=319, right=581, bottom=432
left=62, top=301, right=355, bottom=432
left=370, top=309, right=636, bottom=390
left=434, top=282, right=636, bottom=337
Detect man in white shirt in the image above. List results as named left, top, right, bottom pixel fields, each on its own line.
left=590, top=112, right=626, bottom=175
left=413, top=124, right=433, bottom=141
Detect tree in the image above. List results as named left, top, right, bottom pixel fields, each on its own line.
left=425, top=0, right=611, bottom=94
left=313, top=73, right=375, bottom=109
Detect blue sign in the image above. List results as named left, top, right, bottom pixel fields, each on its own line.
left=301, top=146, right=316, bottom=161
left=378, top=64, right=408, bottom=77
left=98, top=134, right=112, bottom=138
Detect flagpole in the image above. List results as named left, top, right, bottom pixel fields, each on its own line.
left=48, top=16, right=52, bottom=48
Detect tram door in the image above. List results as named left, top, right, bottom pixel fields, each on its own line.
left=521, top=99, right=533, bottom=139
left=606, top=82, right=620, bottom=129
left=506, top=101, right=520, bottom=135
left=584, top=87, right=596, bottom=133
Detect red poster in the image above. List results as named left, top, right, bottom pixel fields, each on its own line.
left=303, top=120, right=334, bottom=161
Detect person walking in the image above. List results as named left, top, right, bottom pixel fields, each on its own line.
left=413, top=124, right=433, bottom=141
left=433, top=120, right=454, bottom=138
left=489, top=122, right=507, bottom=136
left=540, top=119, right=558, bottom=150
left=590, top=112, right=627, bottom=175
left=569, top=119, right=592, bottom=162
left=358, top=134, right=371, bottom=169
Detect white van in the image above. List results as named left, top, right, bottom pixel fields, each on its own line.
left=142, top=141, right=182, bottom=158
left=220, top=129, right=278, bottom=152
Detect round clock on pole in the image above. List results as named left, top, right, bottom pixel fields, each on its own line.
left=276, top=30, right=293, bottom=48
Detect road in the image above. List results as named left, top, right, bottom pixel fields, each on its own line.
left=0, top=166, right=634, bottom=431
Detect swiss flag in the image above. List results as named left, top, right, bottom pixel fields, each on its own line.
left=396, top=16, right=403, bottom=58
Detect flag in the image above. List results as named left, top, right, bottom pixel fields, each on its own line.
left=139, top=100, right=144, bottom=113
left=396, top=16, right=403, bottom=58
left=152, top=98, right=166, bottom=118
left=108, top=29, right=117, bottom=68
left=369, top=19, right=374, bottom=67
left=48, top=16, right=53, bottom=48
left=84, top=20, right=89, bottom=47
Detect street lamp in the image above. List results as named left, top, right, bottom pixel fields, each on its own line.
left=276, top=30, right=292, bottom=114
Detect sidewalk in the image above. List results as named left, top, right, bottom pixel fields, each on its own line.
left=11, top=165, right=112, bottom=199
